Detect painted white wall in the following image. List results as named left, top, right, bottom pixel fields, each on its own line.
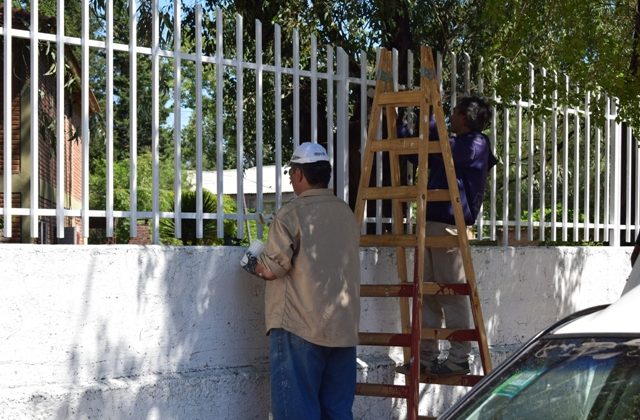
left=0, top=245, right=632, bottom=419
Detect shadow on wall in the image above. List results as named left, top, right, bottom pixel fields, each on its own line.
left=478, top=246, right=628, bottom=366
left=49, top=246, right=270, bottom=419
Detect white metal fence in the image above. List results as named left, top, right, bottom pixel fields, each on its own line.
left=1, top=1, right=638, bottom=246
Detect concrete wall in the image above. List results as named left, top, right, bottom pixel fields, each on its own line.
left=0, top=244, right=632, bottom=419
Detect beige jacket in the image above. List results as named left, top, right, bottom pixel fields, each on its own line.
left=259, top=189, right=361, bottom=347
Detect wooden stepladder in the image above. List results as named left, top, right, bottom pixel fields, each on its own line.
left=354, top=46, right=492, bottom=420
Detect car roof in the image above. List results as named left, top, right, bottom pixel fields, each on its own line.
left=553, top=284, right=640, bottom=335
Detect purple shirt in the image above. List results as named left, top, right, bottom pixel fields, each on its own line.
left=400, top=117, right=498, bottom=225
left=427, top=128, right=497, bottom=225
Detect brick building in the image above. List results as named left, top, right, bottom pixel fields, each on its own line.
left=0, top=9, right=99, bottom=244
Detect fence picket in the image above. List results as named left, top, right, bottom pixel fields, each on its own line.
left=275, top=24, right=283, bottom=210
left=129, top=0, right=140, bottom=238
left=293, top=29, right=300, bottom=148
left=214, top=7, right=223, bottom=239
left=626, top=124, right=632, bottom=242
left=527, top=63, right=535, bottom=241
left=29, top=2, right=39, bottom=239
left=311, top=35, right=318, bottom=144
left=336, top=47, right=348, bottom=202
left=583, top=91, right=591, bottom=241
left=539, top=68, right=548, bottom=242
left=551, top=72, right=559, bottom=241
left=235, top=14, right=244, bottom=240
left=56, top=0, right=66, bottom=239
left=574, top=87, right=580, bottom=242
left=502, top=106, right=510, bottom=244
left=515, top=83, right=522, bottom=241
left=82, top=0, right=90, bottom=239
left=255, top=17, right=264, bottom=239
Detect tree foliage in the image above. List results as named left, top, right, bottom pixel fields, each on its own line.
left=478, top=0, right=640, bottom=126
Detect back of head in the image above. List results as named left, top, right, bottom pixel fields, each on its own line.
left=289, top=142, right=332, bottom=188
left=457, top=96, right=492, bottom=132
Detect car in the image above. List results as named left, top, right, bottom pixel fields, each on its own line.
left=440, top=284, right=640, bottom=419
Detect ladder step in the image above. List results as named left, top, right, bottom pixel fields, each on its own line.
left=369, top=138, right=442, bottom=154
left=360, top=234, right=459, bottom=248
left=361, top=283, right=469, bottom=297
left=377, top=90, right=423, bottom=106
left=420, top=374, right=483, bottom=387
left=356, top=382, right=410, bottom=399
left=361, top=234, right=417, bottom=247
left=418, top=416, right=436, bottom=420
left=361, top=186, right=418, bottom=201
left=359, top=187, right=451, bottom=202
left=425, top=189, right=451, bottom=202
left=423, top=282, right=471, bottom=295
left=421, top=328, right=480, bottom=341
left=359, top=332, right=412, bottom=347
left=361, top=283, right=415, bottom=297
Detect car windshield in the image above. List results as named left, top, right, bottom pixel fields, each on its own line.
left=453, top=336, right=640, bottom=420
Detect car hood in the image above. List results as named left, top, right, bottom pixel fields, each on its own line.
left=554, top=283, right=640, bottom=335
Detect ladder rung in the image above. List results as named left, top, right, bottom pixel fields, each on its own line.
left=356, top=383, right=410, bottom=399
left=426, top=141, right=442, bottom=153
left=421, top=328, right=480, bottom=342
left=359, top=332, right=412, bottom=347
left=420, top=374, right=483, bottom=387
left=426, top=189, right=451, bottom=201
left=377, top=90, right=423, bottom=106
left=360, top=234, right=459, bottom=248
left=359, top=187, right=451, bottom=202
left=361, top=283, right=415, bottom=298
left=418, top=417, right=437, bottom=420
left=361, top=186, right=418, bottom=201
left=370, top=137, right=420, bottom=153
left=361, top=234, right=417, bottom=247
left=361, top=283, right=469, bottom=298
left=369, top=138, right=442, bottom=154
left=423, top=282, right=471, bottom=295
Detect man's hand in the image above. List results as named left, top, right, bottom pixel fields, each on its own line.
left=240, top=250, right=260, bottom=275
left=241, top=254, right=277, bottom=280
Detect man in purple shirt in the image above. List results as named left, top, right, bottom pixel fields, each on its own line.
left=410, top=96, right=498, bottom=376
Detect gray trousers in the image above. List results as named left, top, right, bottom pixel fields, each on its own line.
left=420, top=221, right=472, bottom=364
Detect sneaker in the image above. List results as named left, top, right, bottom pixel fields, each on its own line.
left=426, top=359, right=470, bottom=377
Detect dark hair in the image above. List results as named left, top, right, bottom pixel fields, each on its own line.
left=291, top=161, right=332, bottom=188
left=456, top=96, right=492, bottom=132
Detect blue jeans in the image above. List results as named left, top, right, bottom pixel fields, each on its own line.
left=269, top=328, right=356, bottom=420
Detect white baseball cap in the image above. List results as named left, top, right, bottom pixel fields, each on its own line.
left=289, top=142, right=330, bottom=164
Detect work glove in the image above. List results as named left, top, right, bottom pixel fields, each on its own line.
left=240, top=240, right=265, bottom=276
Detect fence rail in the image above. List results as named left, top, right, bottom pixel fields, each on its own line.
left=1, top=1, right=638, bottom=246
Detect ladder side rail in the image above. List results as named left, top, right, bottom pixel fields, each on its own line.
left=385, top=93, right=413, bottom=364
left=353, top=51, right=392, bottom=224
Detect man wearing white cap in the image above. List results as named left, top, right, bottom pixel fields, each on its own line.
left=242, top=142, right=361, bottom=419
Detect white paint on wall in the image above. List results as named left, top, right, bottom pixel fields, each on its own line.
left=0, top=245, right=633, bottom=419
